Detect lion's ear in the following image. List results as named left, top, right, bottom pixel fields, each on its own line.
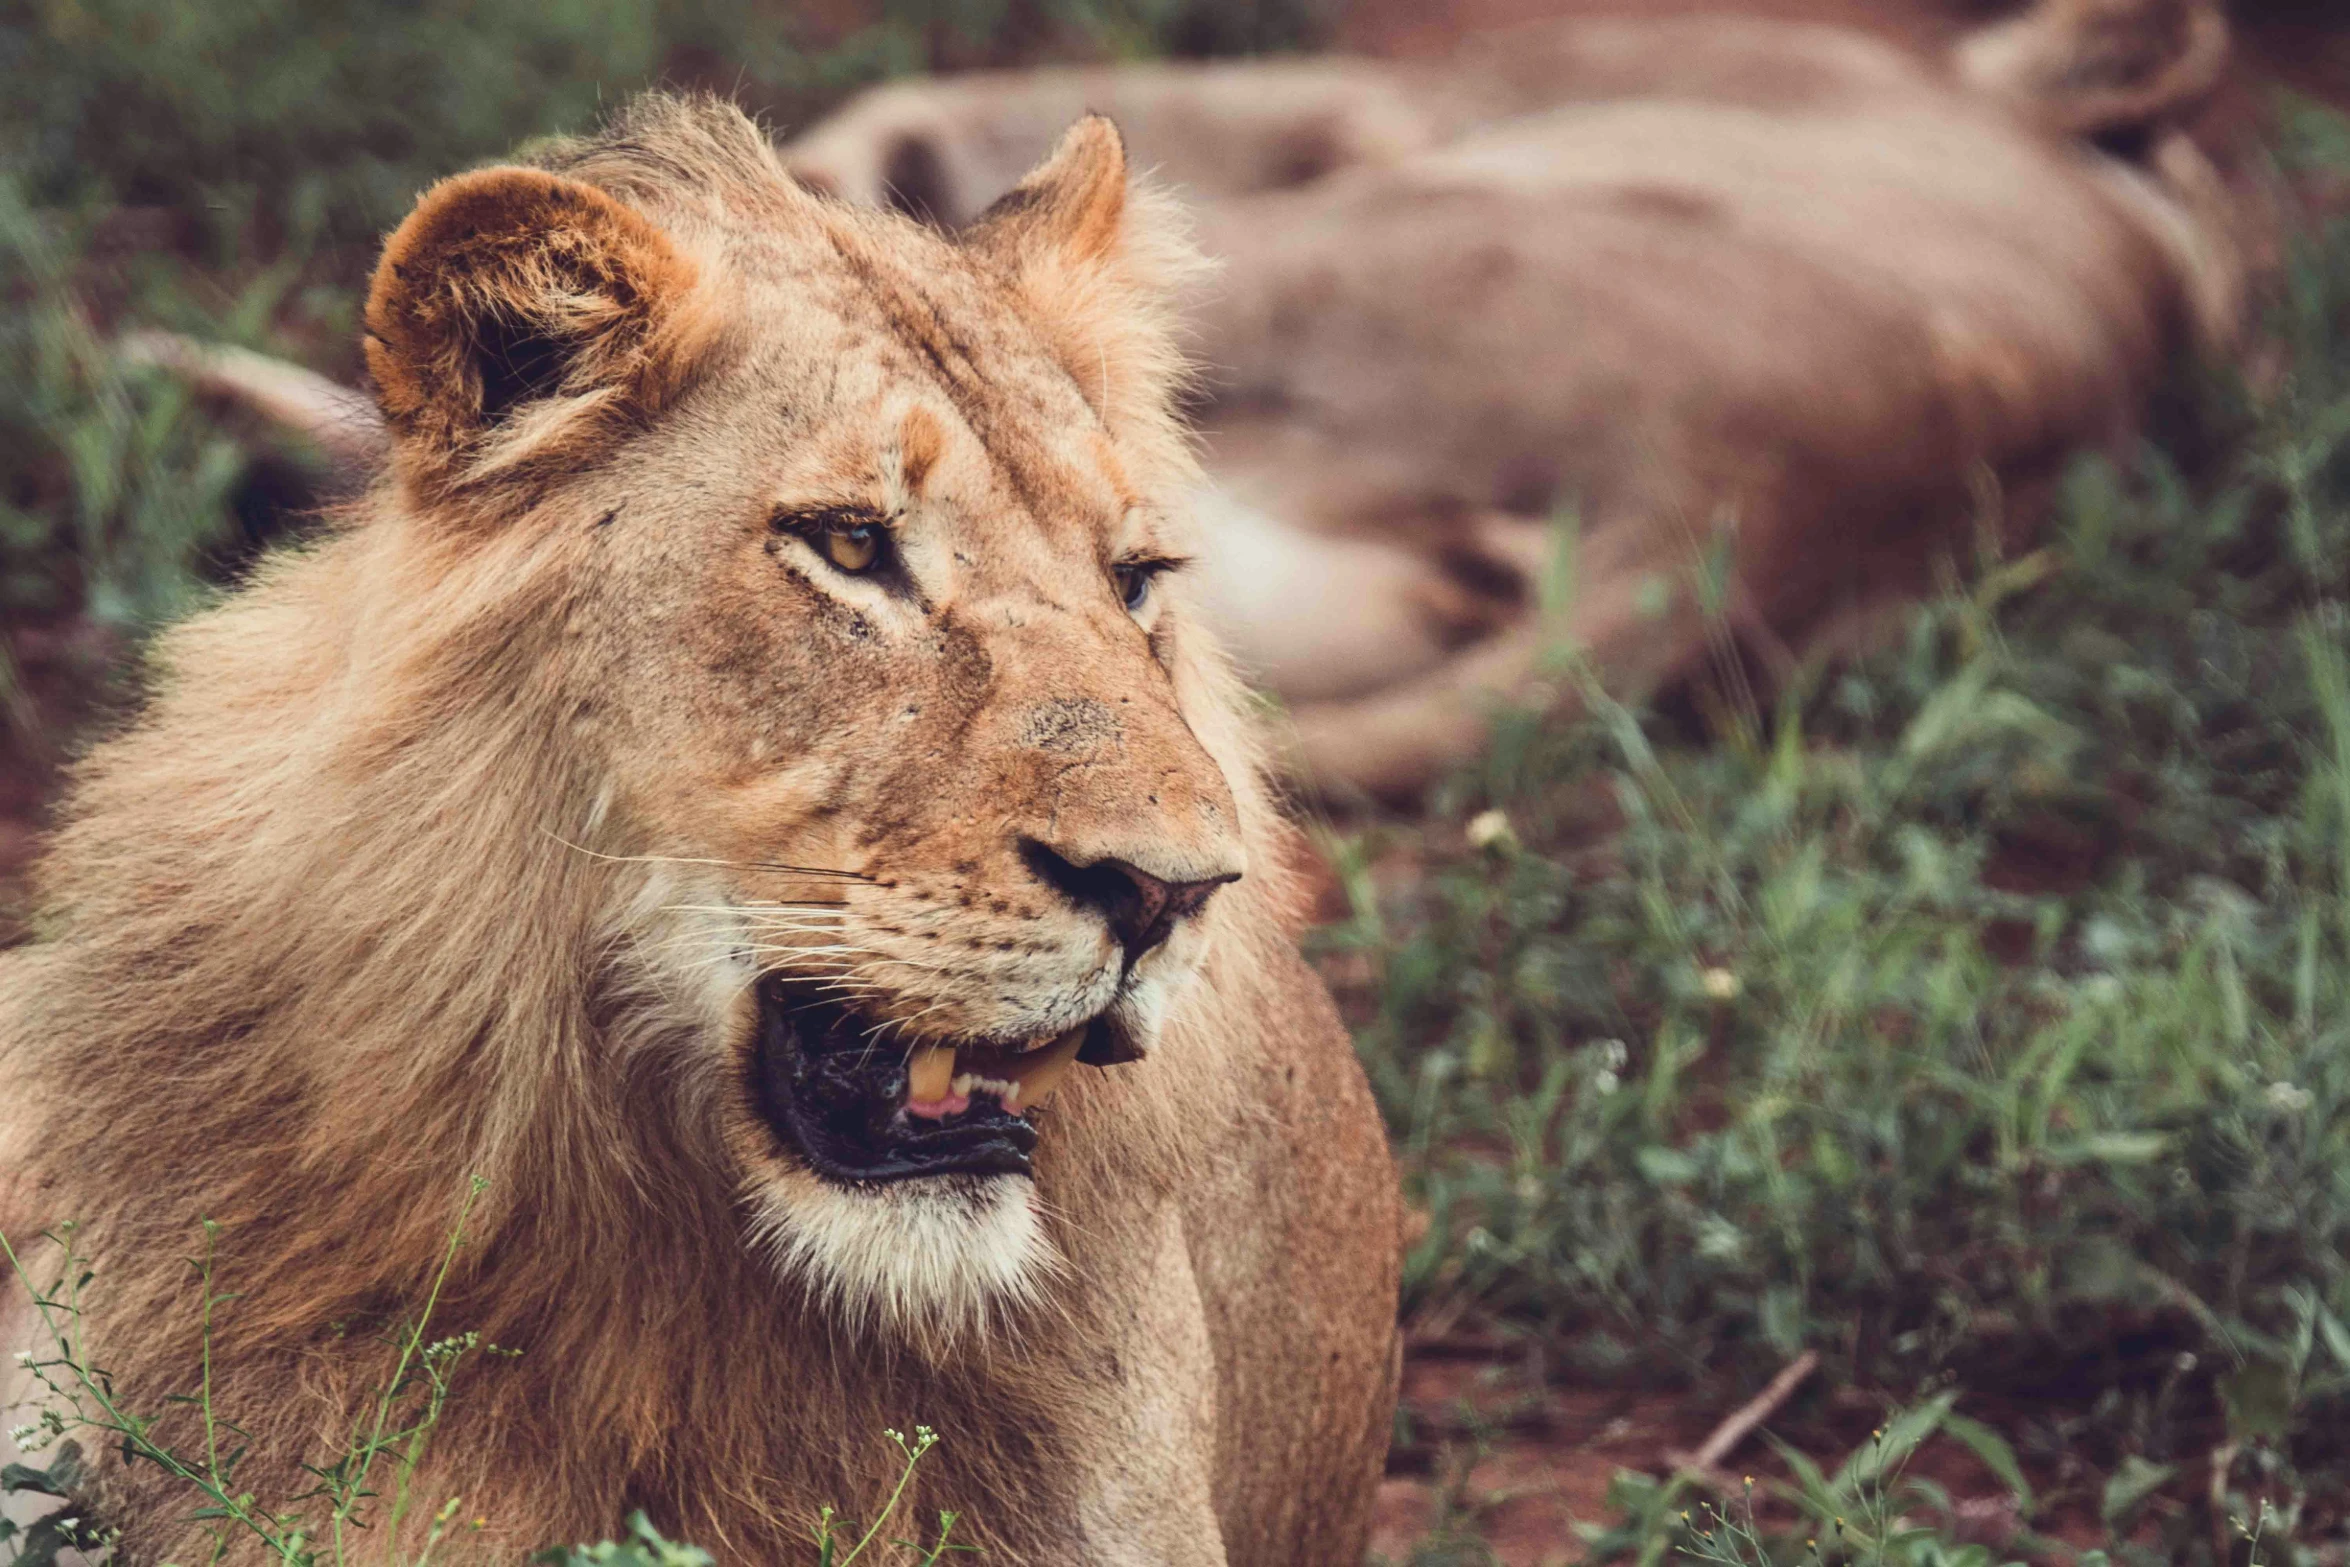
left=964, top=117, right=1209, bottom=458
left=967, top=115, right=1131, bottom=265
left=363, top=167, right=712, bottom=492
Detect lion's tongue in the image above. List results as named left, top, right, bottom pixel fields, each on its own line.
left=904, top=1024, right=1087, bottom=1120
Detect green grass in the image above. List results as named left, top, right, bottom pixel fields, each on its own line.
left=4, top=1191, right=502, bottom=1567
left=1327, top=102, right=2350, bottom=1564
left=0, top=177, right=256, bottom=634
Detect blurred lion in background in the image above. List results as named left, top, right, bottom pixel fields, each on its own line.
left=1, top=95, right=1400, bottom=1566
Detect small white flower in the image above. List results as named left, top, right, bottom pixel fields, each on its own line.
left=2079, top=973, right=2125, bottom=1005
left=11, top=1349, right=30, bottom=1365
left=1598, top=1038, right=1629, bottom=1070
left=1700, top=967, right=1741, bottom=1001
left=2265, top=1081, right=2315, bottom=1113
left=1593, top=1068, right=1621, bottom=1096
left=1465, top=809, right=1515, bottom=850
left=54, top=1517, right=78, bottom=1533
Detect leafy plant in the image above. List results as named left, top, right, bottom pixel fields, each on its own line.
left=808, top=1427, right=969, bottom=1567
left=537, top=1428, right=970, bottom=1567
left=539, top=1513, right=717, bottom=1567
left=1570, top=1399, right=2029, bottom=1566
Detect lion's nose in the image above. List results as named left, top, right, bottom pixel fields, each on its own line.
left=1022, top=842, right=1239, bottom=966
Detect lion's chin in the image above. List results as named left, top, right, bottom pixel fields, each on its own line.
left=746, top=1167, right=1059, bottom=1343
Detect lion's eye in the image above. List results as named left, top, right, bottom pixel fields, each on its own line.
left=1111, top=556, right=1186, bottom=618
left=770, top=508, right=892, bottom=578
left=818, top=525, right=882, bottom=575
left=1114, top=562, right=1156, bottom=614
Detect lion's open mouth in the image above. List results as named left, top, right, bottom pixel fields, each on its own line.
left=751, top=973, right=1121, bottom=1184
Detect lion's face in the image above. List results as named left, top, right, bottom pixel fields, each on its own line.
left=590, top=306, right=1245, bottom=1318
left=361, top=108, right=1243, bottom=1330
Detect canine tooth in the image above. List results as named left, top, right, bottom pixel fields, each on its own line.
left=907, top=1046, right=956, bottom=1103
left=1005, top=1025, right=1088, bottom=1111
left=1017, top=1051, right=1077, bottom=1109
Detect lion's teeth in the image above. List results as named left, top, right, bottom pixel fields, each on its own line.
left=913, top=1025, right=1094, bottom=1115
left=951, top=1070, right=1019, bottom=1104
left=1005, top=1024, right=1089, bottom=1111
left=1017, top=1049, right=1077, bottom=1109
left=908, top=1046, right=956, bottom=1103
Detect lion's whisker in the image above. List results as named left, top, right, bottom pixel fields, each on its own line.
left=544, top=830, right=876, bottom=881
left=658, top=903, right=854, bottom=917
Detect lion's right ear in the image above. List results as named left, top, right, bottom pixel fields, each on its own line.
left=363, top=167, right=713, bottom=493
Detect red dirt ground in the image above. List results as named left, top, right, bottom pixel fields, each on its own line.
left=1367, top=1339, right=2079, bottom=1564
left=1374, top=1348, right=1715, bottom=1563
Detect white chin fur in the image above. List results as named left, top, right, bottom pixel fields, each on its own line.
left=748, top=1171, right=1058, bottom=1346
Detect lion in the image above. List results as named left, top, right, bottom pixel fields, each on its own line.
left=1181, top=8, right=2243, bottom=798
left=0, top=95, right=1401, bottom=1566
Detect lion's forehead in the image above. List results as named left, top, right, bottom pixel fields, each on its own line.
left=726, top=212, right=1089, bottom=427
left=709, top=232, right=1130, bottom=557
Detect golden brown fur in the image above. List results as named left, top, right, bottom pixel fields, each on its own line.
left=0, top=95, right=1398, bottom=1565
